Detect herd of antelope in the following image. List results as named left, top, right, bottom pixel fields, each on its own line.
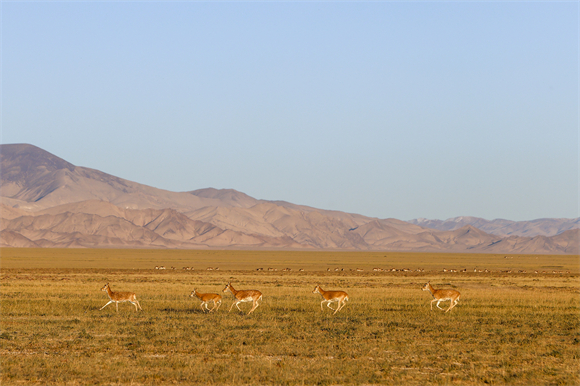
left=100, top=281, right=461, bottom=315
left=155, top=266, right=220, bottom=271
left=152, top=266, right=562, bottom=274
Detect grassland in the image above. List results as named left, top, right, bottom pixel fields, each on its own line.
left=1, top=248, right=579, bottom=385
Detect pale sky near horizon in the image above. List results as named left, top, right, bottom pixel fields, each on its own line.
left=2, top=1, right=578, bottom=222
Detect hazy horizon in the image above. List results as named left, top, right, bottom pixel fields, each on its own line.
left=2, top=2, right=578, bottom=222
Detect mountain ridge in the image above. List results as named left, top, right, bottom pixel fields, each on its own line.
left=1, top=144, right=578, bottom=254
left=409, top=216, right=579, bottom=237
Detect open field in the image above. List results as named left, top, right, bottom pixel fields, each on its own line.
left=2, top=248, right=579, bottom=272
left=1, top=249, right=579, bottom=385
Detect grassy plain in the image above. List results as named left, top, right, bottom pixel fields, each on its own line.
left=1, top=248, right=579, bottom=385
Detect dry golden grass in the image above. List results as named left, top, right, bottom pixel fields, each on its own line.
left=1, top=249, right=579, bottom=385
left=2, top=248, right=578, bottom=272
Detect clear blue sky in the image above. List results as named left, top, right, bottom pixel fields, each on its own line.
left=2, top=1, right=578, bottom=221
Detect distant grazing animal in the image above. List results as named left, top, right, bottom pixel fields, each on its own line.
left=222, top=283, right=262, bottom=315
left=312, top=285, right=349, bottom=315
left=190, top=289, right=222, bottom=313
left=100, top=283, right=142, bottom=312
left=421, top=282, right=460, bottom=313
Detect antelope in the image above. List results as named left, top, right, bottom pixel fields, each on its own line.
left=312, top=285, right=349, bottom=315
left=190, top=289, right=222, bottom=313
left=222, top=283, right=262, bottom=315
left=421, top=282, right=460, bottom=313
left=100, top=283, right=142, bottom=312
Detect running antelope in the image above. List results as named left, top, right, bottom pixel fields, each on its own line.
left=190, top=289, right=222, bottom=313
left=422, top=282, right=460, bottom=313
left=312, top=285, right=349, bottom=315
left=222, top=282, right=262, bottom=315
left=100, top=283, right=142, bottom=312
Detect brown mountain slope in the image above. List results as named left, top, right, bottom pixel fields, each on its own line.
left=351, top=223, right=503, bottom=252
left=351, top=220, right=417, bottom=246
left=0, top=204, right=32, bottom=220
left=0, top=230, right=40, bottom=248
left=0, top=144, right=225, bottom=211
left=430, top=225, right=500, bottom=249
left=1, top=144, right=577, bottom=253
left=0, top=202, right=304, bottom=249
left=2, top=199, right=573, bottom=253
left=36, top=200, right=127, bottom=218
left=482, top=229, right=579, bottom=254
left=550, top=229, right=580, bottom=254
left=187, top=202, right=368, bottom=249
left=189, top=188, right=260, bottom=208
left=410, top=216, right=579, bottom=237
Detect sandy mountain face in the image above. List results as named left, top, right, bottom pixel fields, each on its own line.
left=0, top=144, right=238, bottom=212
left=409, top=216, right=580, bottom=238
left=1, top=144, right=578, bottom=254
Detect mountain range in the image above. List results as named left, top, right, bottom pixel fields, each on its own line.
left=409, top=216, right=579, bottom=238
left=1, top=144, right=578, bottom=254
